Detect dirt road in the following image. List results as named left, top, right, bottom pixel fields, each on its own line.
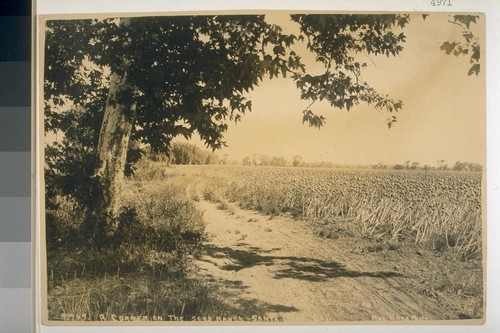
left=193, top=199, right=449, bottom=323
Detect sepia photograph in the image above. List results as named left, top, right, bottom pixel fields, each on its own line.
left=39, top=11, right=485, bottom=325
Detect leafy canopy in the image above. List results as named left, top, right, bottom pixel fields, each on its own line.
left=291, top=14, right=408, bottom=128
left=44, top=14, right=410, bottom=154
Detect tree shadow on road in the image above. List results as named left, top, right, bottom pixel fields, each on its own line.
left=200, top=244, right=401, bottom=283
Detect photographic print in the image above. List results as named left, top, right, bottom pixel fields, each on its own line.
left=39, top=11, right=485, bottom=325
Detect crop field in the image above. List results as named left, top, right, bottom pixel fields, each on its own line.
left=160, top=164, right=484, bottom=319
left=177, top=165, right=483, bottom=259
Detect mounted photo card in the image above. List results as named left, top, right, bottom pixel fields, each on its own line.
left=34, top=1, right=495, bottom=331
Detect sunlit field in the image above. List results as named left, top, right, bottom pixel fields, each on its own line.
left=173, top=164, right=482, bottom=259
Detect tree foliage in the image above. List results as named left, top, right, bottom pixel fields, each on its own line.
left=290, top=14, right=408, bottom=128
left=168, top=142, right=220, bottom=165
left=439, top=15, right=481, bottom=76
left=45, top=16, right=305, bottom=152
left=44, top=14, right=410, bottom=152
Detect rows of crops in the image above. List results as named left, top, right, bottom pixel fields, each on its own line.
left=180, top=165, right=482, bottom=258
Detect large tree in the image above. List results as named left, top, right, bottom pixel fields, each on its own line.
left=43, top=14, right=477, bottom=239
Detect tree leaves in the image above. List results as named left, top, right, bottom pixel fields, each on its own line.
left=45, top=14, right=415, bottom=148
left=387, top=115, right=398, bottom=129
left=440, top=41, right=459, bottom=55
left=454, top=15, right=478, bottom=29
left=302, top=109, right=326, bottom=128
left=291, top=14, right=408, bottom=67
left=45, top=15, right=308, bottom=154
left=440, top=15, right=481, bottom=76
left=468, top=63, right=480, bottom=76
left=289, top=14, right=408, bottom=128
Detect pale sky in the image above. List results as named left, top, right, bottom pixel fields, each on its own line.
left=185, top=13, right=485, bottom=167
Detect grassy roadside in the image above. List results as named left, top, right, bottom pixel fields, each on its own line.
left=45, top=161, right=231, bottom=321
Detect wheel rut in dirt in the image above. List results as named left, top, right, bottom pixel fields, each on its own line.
left=193, top=199, right=447, bottom=322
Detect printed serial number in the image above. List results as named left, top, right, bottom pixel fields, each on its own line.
left=60, top=313, right=89, bottom=321
left=431, top=0, right=452, bottom=6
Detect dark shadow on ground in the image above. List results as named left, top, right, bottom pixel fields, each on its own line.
left=197, top=270, right=299, bottom=318
left=200, top=244, right=401, bottom=283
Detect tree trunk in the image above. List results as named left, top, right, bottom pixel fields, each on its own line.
left=91, top=70, right=137, bottom=235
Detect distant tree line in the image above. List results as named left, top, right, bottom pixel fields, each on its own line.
left=146, top=142, right=222, bottom=165
left=241, top=154, right=335, bottom=168
left=168, top=142, right=221, bottom=165
left=242, top=154, right=288, bottom=167
left=450, top=161, right=482, bottom=172
left=241, top=155, right=482, bottom=171
left=151, top=145, right=483, bottom=172
left=241, top=154, right=301, bottom=167
left=373, top=160, right=482, bottom=172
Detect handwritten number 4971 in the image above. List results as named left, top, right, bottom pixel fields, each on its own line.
left=431, top=0, right=452, bottom=6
